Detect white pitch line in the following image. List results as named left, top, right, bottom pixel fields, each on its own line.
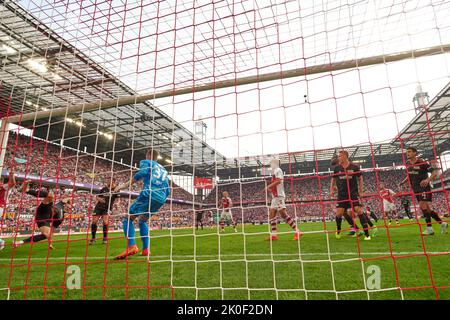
left=0, top=251, right=448, bottom=262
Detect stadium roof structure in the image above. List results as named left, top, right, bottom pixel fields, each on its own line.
left=0, top=1, right=224, bottom=174
left=394, top=81, right=450, bottom=155
left=214, top=143, right=403, bottom=180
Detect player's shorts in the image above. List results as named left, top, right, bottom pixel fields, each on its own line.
left=52, top=218, right=64, bottom=229
left=414, top=190, right=432, bottom=202
left=383, top=201, right=396, bottom=213
left=129, top=195, right=165, bottom=218
left=336, top=194, right=360, bottom=210
left=220, top=209, right=233, bottom=221
left=270, top=197, right=286, bottom=210
left=93, top=208, right=109, bottom=216
left=35, top=214, right=52, bottom=228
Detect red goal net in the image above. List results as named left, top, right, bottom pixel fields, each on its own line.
left=0, top=0, right=449, bottom=300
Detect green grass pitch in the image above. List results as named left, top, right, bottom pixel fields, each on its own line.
left=1, top=220, right=449, bottom=300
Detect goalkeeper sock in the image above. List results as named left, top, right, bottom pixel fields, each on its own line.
left=139, top=219, right=149, bottom=250
left=122, top=219, right=136, bottom=247
left=103, top=224, right=109, bottom=240
left=23, top=234, right=47, bottom=243
left=336, top=216, right=342, bottom=233
left=91, top=223, right=97, bottom=239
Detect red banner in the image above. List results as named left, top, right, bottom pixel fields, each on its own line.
left=194, top=177, right=213, bottom=189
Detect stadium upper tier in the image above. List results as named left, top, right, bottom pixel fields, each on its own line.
left=2, top=132, right=195, bottom=203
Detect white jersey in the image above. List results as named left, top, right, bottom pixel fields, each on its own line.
left=0, top=184, right=10, bottom=215
left=270, top=167, right=285, bottom=198
left=380, top=188, right=395, bottom=205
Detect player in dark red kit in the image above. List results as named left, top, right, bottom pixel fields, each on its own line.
left=195, top=205, right=205, bottom=230
left=330, top=150, right=372, bottom=240
left=399, top=147, right=448, bottom=235
left=89, top=178, right=118, bottom=245
left=14, top=182, right=71, bottom=249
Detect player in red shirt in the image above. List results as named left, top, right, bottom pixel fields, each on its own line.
left=0, top=168, right=16, bottom=219
left=380, top=182, right=398, bottom=225
left=218, top=191, right=237, bottom=233
left=264, top=158, right=300, bottom=241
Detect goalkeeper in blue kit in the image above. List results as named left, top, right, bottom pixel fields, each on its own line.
left=114, top=148, right=170, bottom=259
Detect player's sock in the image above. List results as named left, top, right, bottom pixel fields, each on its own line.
left=423, top=210, right=433, bottom=227
left=270, top=218, right=277, bottom=235
left=122, top=219, right=136, bottom=247
left=358, top=214, right=370, bottom=237
left=103, top=224, right=109, bottom=240
left=91, top=223, right=97, bottom=239
left=430, top=210, right=443, bottom=223
left=285, top=215, right=297, bottom=231
left=344, top=213, right=359, bottom=230
left=370, top=212, right=378, bottom=222
left=336, top=216, right=343, bottom=234
left=366, top=218, right=374, bottom=228
left=23, top=234, right=47, bottom=243
left=138, top=219, right=150, bottom=250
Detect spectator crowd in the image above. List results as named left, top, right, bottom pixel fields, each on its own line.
left=1, top=132, right=449, bottom=236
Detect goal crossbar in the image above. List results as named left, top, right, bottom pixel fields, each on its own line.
left=5, top=43, right=450, bottom=124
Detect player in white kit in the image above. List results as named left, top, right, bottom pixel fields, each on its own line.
left=0, top=169, right=16, bottom=252
left=264, top=158, right=300, bottom=241
left=218, top=191, right=237, bottom=233
left=380, top=182, right=398, bottom=225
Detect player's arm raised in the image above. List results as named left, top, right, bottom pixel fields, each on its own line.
left=115, top=178, right=132, bottom=192
left=96, top=195, right=106, bottom=203
left=115, top=169, right=144, bottom=191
